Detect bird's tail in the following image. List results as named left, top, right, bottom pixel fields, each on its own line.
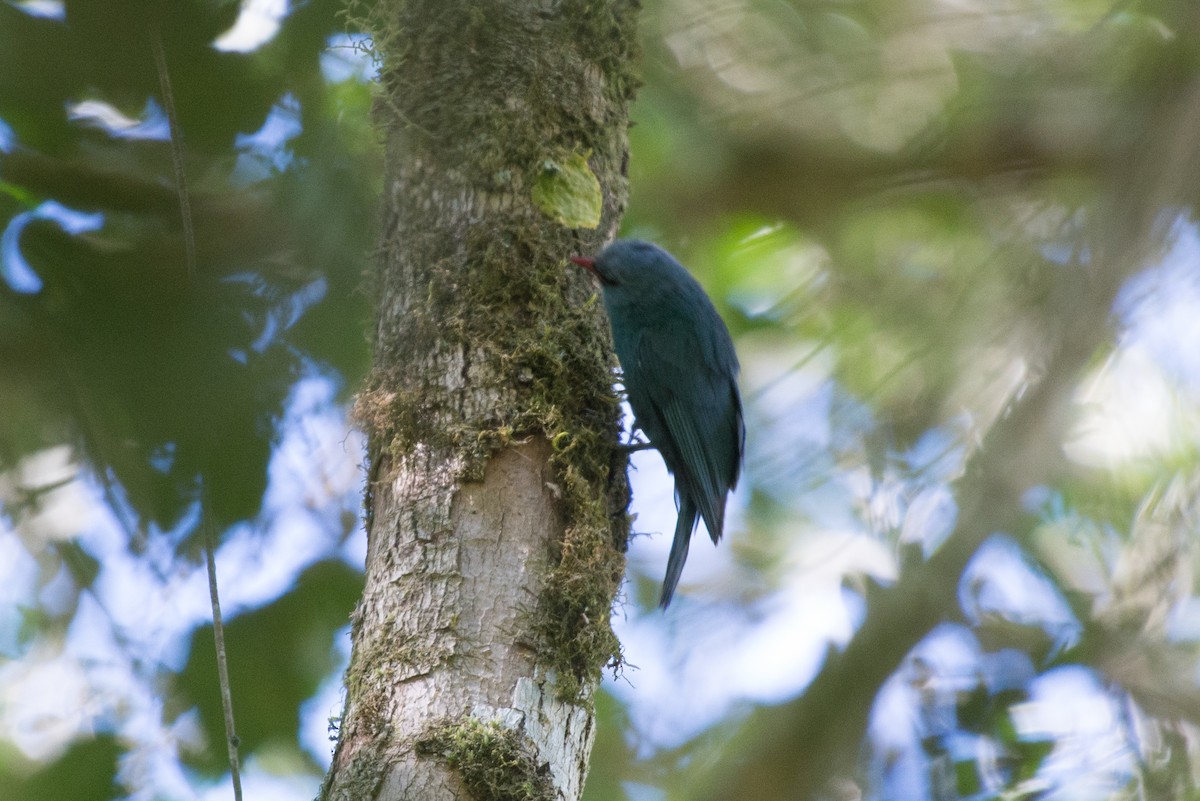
left=660, top=496, right=699, bottom=608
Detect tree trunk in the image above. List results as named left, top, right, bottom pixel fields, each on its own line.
left=322, top=2, right=639, bottom=800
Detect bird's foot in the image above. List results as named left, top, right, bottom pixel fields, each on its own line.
left=618, top=438, right=655, bottom=454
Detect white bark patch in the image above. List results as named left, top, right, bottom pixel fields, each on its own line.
left=332, top=439, right=595, bottom=800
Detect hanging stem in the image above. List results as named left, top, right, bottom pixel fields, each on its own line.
left=203, top=500, right=244, bottom=801
left=150, top=21, right=241, bottom=800
left=149, top=23, right=197, bottom=280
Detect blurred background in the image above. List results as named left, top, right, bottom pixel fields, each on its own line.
left=3, top=0, right=1200, bottom=799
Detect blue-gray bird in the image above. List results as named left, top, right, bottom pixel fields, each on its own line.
left=572, top=240, right=744, bottom=607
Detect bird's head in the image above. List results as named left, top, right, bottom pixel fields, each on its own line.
left=569, top=240, right=675, bottom=291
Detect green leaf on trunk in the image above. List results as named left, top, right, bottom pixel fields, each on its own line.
left=532, top=151, right=602, bottom=229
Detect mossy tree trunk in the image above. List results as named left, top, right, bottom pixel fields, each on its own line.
left=321, top=2, right=639, bottom=800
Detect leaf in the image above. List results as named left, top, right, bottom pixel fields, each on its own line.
left=531, top=151, right=602, bottom=229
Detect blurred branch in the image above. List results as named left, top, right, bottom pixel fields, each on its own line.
left=0, top=150, right=289, bottom=279
left=642, top=13, right=1200, bottom=234
left=689, top=76, right=1200, bottom=801
left=0, top=149, right=180, bottom=215
left=684, top=130, right=1107, bottom=233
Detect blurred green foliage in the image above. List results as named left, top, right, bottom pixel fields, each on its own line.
left=0, top=0, right=375, bottom=528
left=0, top=0, right=375, bottom=796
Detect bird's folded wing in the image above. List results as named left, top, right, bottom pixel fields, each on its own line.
left=658, top=393, right=726, bottom=542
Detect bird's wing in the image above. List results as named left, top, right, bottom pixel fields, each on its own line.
left=633, top=328, right=740, bottom=544
left=658, top=394, right=726, bottom=541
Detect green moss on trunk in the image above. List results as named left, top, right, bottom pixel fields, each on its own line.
left=417, top=718, right=556, bottom=801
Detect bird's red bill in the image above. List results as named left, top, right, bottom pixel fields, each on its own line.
left=570, top=255, right=599, bottom=279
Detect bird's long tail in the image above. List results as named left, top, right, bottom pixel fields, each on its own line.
left=660, top=496, right=699, bottom=608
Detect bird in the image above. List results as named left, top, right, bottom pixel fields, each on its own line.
left=571, top=240, right=744, bottom=607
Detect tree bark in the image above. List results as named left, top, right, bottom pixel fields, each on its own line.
left=322, top=2, right=639, bottom=800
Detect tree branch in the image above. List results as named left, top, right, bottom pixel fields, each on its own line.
left=691, top=74, right=1200, bottom=801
